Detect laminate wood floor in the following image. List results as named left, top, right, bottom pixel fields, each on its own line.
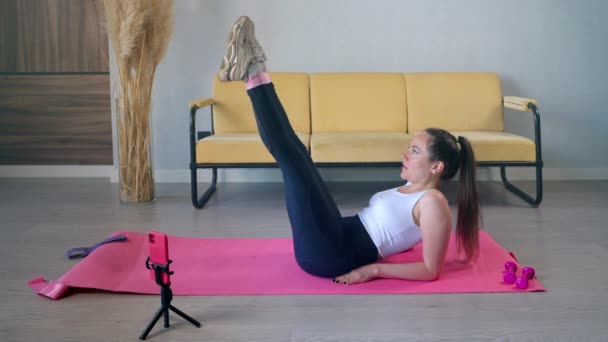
left=1, top=178, right=607, bottom=341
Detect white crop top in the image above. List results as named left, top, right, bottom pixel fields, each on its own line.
left=357, top=185, right=431, bottom=258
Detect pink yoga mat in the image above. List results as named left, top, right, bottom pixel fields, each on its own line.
left=29, top=230, right=544, bottom=299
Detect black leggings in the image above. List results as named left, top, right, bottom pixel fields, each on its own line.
left=247, top=83, right=378, bottom=278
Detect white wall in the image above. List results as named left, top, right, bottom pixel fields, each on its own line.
left=115, top=0, right=608, bottom=182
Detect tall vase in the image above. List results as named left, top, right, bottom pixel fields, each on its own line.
left=104, top=0, right=174, bottom=204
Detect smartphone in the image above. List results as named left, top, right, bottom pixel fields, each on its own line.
left=148, top=231, right=170, bottom=284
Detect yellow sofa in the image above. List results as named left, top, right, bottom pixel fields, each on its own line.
left=189, top=72, right=542, bottom=208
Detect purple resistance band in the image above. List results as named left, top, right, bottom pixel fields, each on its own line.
left=66, top=234, right=128, bottom=259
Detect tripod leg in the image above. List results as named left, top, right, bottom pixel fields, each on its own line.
left=170, top=305, right=201, bottom=327
left=139, top=306, right=165, bottom=340
left=164, top=306, right=170, bottom=328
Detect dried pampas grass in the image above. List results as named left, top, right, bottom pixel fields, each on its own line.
left=104, top=0, right=174, bottom=202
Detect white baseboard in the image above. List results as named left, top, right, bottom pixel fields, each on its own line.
left=1, top=166, right=606, bottom=182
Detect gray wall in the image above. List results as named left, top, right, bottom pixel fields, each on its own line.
left=112, top=0, right=608, bottom=182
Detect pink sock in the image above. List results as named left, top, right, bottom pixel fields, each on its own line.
left=246, top=72, right=272, bottom=90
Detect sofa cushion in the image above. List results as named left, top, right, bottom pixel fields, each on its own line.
left=196, top=133, right=310, bottom=163
left=212, top=72, right=310, bottom=134
left=450, top=131, right=536, bottom=162
left=405, top=72, right=504, bottom=133
left=311, top=132, right=412, bottom=163
left=310, top=73, right=407, bottom=132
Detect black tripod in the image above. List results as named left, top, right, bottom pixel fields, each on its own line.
left=139, top=257, right=201, bottom=340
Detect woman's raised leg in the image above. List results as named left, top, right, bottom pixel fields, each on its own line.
left=218, top=16, right=377, bottom=277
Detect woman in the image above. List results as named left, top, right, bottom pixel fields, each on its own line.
left=218, top=16, right=481, bottom=284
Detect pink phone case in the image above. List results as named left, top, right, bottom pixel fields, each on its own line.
left=148, top=231, right=170, bottom=284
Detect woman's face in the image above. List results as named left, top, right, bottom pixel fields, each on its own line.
left=400, top=132, right=440, bottom=182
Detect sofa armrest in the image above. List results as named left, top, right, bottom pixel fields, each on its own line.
left=503, top=96, right=542, bottom=164
left=189, top=97, right=215, bottom=110
left=503, top=96, right=538, bottom=112
left=189, top=97, right=215, bottom=168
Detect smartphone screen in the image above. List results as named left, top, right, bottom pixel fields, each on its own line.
left=148, top=231, right=170, bottom=284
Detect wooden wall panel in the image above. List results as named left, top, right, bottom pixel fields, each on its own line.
left=0, top=75, right=112, bottom=165
left=0, top=0, right=108, bottom=73
left=0, top=1, right=18, bottom=71
left=0, top=135, right=112, bottom=165
left=0, top=0, right=112, bottom=166
left=0, top=74, right=109, bottom=95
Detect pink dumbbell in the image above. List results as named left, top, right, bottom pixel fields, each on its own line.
left=502, top=261, right=517, bottom=284
left=515, top=266, right=536, bottom=289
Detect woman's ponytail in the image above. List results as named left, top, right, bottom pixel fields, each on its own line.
left=455, top=136, right=480, bottom=262
left=425, top=129, right=482, bottom=262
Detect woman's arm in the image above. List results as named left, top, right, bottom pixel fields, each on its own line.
left=333, top=191, right=452, bottom=284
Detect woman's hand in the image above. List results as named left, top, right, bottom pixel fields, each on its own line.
left=333, top=265, right=378, bottom=285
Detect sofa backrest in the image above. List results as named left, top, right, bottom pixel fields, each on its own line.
left=212, top=72, right=310, bottom=133
left=405, top=72, right=504, bottom=133
left=310, top=73, right=407, bottom=133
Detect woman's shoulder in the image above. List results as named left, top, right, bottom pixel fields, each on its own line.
left=418, top=189, right=449, bottom=212
left=412, top=189, right=451, bottom=230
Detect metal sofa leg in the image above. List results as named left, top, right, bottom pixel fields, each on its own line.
left=500, top=165, right=543, bottom=207
left=191, top=167, right=217, bottom=209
